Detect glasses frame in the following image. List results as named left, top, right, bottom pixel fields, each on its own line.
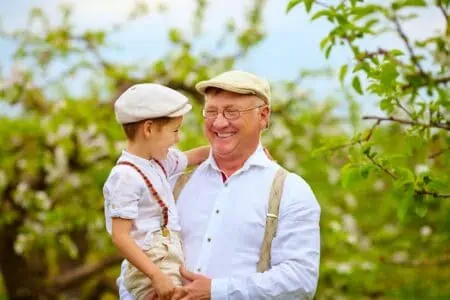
left=202, top=104, right=266, bottom=120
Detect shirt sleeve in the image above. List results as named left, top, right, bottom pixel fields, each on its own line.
left=160, top=148, right=188, bottom=177
left=211, top=173, right=321, bottom=300
left=104, top=167, right=143, bottom=220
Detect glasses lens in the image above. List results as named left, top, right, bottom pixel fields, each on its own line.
left=224, top=109, right=240, bottom=120
left=204, top=111, right=218, bottom=119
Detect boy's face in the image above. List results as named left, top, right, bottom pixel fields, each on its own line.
left=145, top=116, right=183, bottom=160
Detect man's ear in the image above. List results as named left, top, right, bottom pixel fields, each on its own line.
left=260, top=106, right=270, bottom=130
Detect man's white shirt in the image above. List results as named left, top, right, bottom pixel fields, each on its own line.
left=118, top=145, right=321, bottom=299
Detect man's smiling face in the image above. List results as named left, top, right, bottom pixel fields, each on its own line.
left=203, top=90, right=268, bottom=160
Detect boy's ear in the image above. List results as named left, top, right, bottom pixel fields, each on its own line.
left=143, top=120, right=153, bottom=138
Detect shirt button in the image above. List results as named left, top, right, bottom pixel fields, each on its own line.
left=207, top=237, right=212, bottom=242
left=197, top=268, right=201, bottom=272
left=216, top=209, right=220, bottom=214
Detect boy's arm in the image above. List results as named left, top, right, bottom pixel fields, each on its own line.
left=184, top=146, right=210, bottom=166
left=111, top=218, right=164, bottom=280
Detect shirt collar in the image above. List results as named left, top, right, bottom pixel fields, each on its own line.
left=118, top=150, right=152, bottom=168
left=199, top=143, right=271, bottom=173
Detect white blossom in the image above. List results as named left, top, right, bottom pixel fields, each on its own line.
left=328, top=168, right=340, bottom=184
left=415, top=164, right=429, bottom=175
left=56, top=123, right=74, bottom=139
left=14, top=233, right=34, bottom=255
left=0, top=170, right=8, bottom=187
left=373, top=179, right=385, bottom=191
left=360, top=261, right=375, bottom=270
left=420, top=225, right=432, bottom=238
left=392, top=251, right=409, bottom=263
left=344, top=193, right=357, bottom=208
left=336, top=263, right=352, bottom=274
left=329, top=221, right=342, bottom=232
left=36, top=191, right=52, bottom=210
left=17, top=159, right=27, bottom=170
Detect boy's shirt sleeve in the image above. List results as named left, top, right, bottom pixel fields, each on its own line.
left=159, top=148, right=188, bottom=177
left=103, top=167, right=143, bottom=220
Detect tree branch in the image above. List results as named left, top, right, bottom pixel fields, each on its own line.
left=416, top=190, right=450, bottom=198
left=357, top=48, right=408, bottom=67
left=321, top=119, right=381, bottom=152
left=50, top=254, right=123, bottom=290
left=402, top=75, right=450, bottom=91
left=393, top=98, right=413, bottom=119
left=392, top=14, right=426, bottom=76
left=362, top=115, right=450, bottom=131
left=428, top=147, right=449, bottom=159
left=364, top=152, right=397, bottom=180
left=437, top=1, right=449, bottom=29
left=315, top=1, right=330, bottom=8
left=166, top=80, right=204, bottom=105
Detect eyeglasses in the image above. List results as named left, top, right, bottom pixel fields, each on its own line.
left=202, top=104, right=266, bottom=120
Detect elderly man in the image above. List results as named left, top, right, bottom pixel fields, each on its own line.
left=119, top=70, right=321, bottom=299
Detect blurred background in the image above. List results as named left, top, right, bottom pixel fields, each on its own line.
left=0, top=0, right=449, bottom=299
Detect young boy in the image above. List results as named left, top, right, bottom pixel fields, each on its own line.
left=103, top=83, right=209, bottom=300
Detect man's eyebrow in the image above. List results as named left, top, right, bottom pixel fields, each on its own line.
left=205, top=104, right=237, bottom=110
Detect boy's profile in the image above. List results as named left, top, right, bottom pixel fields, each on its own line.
left=103, top=83, right=208, bottom=300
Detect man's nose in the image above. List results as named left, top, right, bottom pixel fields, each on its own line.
left=212, top=112, right=229, bottom=128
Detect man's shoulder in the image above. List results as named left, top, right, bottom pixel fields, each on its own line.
left=277, top=167, right=320, bottom=211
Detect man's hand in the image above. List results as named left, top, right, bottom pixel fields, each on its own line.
left=171, top=266, right=211, bottom=300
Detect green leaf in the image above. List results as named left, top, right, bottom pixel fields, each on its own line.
left=341, top=164, right=361, bottom=188
left=320, top=36, right=329, bottom=51
left=339, top=64, right=348, bottom=83
left=168, top=28, right=182, bottom=43
left=396, top=167, right=415, bottom=182
left=325, top=44, right=333, bottom=59
left=305, top=0, right=314, bottom=12
left=360, top=164, right=373, bottom=179
left=352, top=76, right=363, bottom=95
left=397, top=194, right=412, bottom=221
left=286, top=0, right=302, bottom=13
left=390, top=49, right=404, bottom=56
left=380, top=98, right=393, bottom=112
left=311, top=10, right=332, bottom=21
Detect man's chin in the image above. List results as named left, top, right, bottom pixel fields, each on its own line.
left=212, top=145, right=235, bottom=158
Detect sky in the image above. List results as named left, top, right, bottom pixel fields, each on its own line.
left=0, top=0, right=446, bottom=115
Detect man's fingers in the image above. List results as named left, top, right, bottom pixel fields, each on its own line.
left=179, top=265, right=203, bottom=281
left=171, top=287, right=187, bottom=300
left=145, top=290, right=156, bottom=300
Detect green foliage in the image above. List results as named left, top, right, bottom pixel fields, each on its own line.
left=288, top=0, right=450, bottom=298
left=0, top=0, right=449, bottom=299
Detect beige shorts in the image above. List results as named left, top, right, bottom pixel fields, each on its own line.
left=124, top=229, right=184, bottom=300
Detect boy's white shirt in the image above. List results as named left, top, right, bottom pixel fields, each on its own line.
left=103, top=148, right=188, bottom=249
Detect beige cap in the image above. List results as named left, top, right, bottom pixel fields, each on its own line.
left=195, top=70, right=271, bottom=105
left=114, top=83, right=192, bottom=124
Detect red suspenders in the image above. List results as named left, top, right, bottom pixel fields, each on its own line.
left=117, top=161, right=170, bottom=236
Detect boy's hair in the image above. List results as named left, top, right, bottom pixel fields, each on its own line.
left=122, top=117, right=172, bottom=141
